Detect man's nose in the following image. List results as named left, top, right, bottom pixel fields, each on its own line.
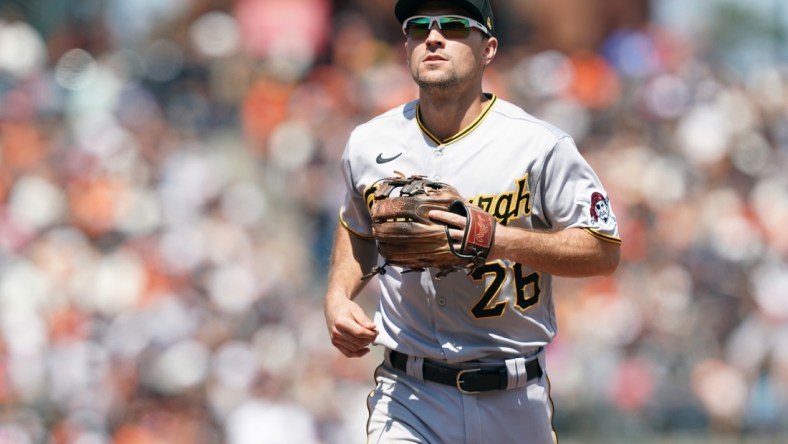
left=424, top=25, right=445, bottom=45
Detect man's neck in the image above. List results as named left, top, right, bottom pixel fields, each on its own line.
left=418, top=89, right=490, bottom=142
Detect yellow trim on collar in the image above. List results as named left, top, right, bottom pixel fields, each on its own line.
left=416, top=94, right=497, bottom=146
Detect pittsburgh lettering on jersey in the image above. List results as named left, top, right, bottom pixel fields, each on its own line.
left=469, top=174, right=531, bottom=226
left=364, top=184, right=378, bottom=210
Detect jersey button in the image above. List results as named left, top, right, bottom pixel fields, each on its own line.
left=437, top=297, right=447, bottom=307
left=434, top=175, right=441, bottom=181
left=434, top=150, right=443, bottom=159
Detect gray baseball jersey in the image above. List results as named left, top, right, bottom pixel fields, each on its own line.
left=340, top=94, right=620, bottom=363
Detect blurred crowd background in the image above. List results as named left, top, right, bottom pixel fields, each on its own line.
left=1, top=0, right=787, bottom=443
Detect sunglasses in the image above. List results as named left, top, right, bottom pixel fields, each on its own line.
left=402, top=15, right=491, bottom=39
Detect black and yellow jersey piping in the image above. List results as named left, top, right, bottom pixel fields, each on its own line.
left=416, top=93, right=497, bottom=146
left=584, top=227, right=622, bottom=244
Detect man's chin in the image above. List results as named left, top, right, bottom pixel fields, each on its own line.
left=415, top=75, right=459, bottom=91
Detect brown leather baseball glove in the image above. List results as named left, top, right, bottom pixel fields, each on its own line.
left=363, top=173, right=496, bottom=279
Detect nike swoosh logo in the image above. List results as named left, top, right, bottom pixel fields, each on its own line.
left=376, top=152, right=403, bottom=164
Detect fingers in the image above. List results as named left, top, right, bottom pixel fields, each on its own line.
left=338, top=346, right=371, bottom=358
left=446, top=227, right=464, bottom=241
left=352, top=309, right=378, bottom=332
left=330, top=328, right=376, bottom=358
left=428, top=210, right=466, bottom=250
left=331, top=335, right=374, bottom=358
left=325, top=299, right=379, bottom=358
left=428, top=209, right=465, bottom=227
left=331, top=321, right=377, bottom=346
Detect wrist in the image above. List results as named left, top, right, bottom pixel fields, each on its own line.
left=325, top=289, right=351, bottom=309
left=489, top=224, right=511, bottom=261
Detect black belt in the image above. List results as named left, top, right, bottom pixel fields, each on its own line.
left=389, top=350, right=543, bottom=394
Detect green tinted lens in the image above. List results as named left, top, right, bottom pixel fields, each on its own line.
left=437, top=17, right=471, bottom=37
left=405, top=17, right=432, bottom=37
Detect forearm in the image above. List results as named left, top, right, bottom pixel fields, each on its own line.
left=489, top=226, right=620, bottom=277
left=325, top=224, right=378, bottom=304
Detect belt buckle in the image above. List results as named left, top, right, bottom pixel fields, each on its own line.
left=456, top=368, right=482, bottom=395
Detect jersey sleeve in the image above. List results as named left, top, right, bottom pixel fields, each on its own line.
left=540, top=137, right=621, bottom=244
left=338, top=138, right=374, bottom=239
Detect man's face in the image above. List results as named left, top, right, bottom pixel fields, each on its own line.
left=404, top=4, right=496, bottom=93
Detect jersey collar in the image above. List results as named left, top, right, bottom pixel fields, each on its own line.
left=416, top=93, right=497, bottom=146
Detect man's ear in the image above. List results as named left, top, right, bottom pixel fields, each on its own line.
left=481, top=37, right=498, bottom=66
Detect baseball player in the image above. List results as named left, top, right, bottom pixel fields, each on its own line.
left=324, top=0, right=621, bottom=443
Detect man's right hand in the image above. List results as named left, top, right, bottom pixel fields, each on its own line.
left=325, top=296, right=379, bottom=358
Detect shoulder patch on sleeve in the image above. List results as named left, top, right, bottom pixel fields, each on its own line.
left=577, top=192, right=617, bottom=232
